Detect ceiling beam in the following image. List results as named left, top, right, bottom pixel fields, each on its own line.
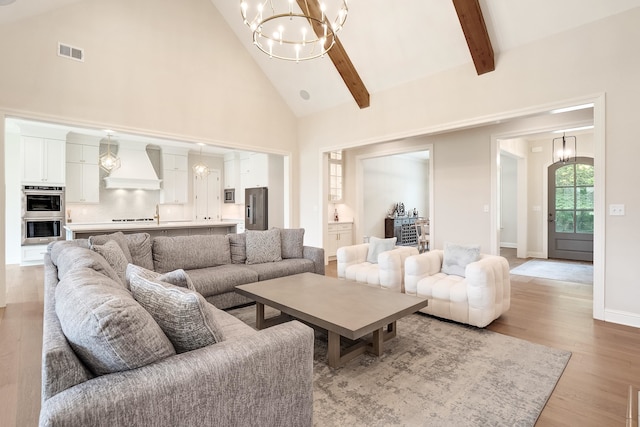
left=452, top=0, right=495, bottom=75
left=296, top=0, right=370, bottom=109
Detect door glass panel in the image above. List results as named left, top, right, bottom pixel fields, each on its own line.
left=555, top=187, right=575, bottom=210
left=555, top=165, right=574, bottom=186
left=555, top=211, right=574, bottom=232
left=576, top=211, right=594, bottom=233
left=576, top=186, right=594, bottom=210
left=576, top=164, right=594, bottom=186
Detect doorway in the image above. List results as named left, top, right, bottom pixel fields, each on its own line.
left=547, top=157, right=594, bottom=261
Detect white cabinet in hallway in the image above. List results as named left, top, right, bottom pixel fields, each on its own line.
left=66, top=142, right=99, bottom=203
left=21, top=136, right=66, bottom=185
left=160, top=152, right=188, bottom=204
left=327, top=222, right=353, bottom=259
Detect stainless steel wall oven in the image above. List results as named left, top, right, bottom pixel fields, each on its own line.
left=21, top=185, right=65, bottom=245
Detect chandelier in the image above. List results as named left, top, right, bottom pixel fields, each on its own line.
left=99, top=133, right=121, bottom=173
left=240, top=0, right=348, bottom=61
left=552, top=133, right=577, bottom=164
left=193, top=145, right=211, bottom=178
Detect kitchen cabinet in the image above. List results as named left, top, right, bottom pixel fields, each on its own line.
left=327, top=222, right=353, bottom=259
left=194, top=170, right=220, bottom=221
left=21, top=136, right=66, bottom=185
left=238, top=152, right=268, bottom=204
left=66, top=142, right=99, bottom=203
left=21, top=244, right=49, bottom=266
left=223, top=152, right=238, bottom=190
left=160, top=153, right=188, bottom=204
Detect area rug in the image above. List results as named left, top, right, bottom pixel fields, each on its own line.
left=510, top=259, right=593, bottom=284
left=229, top=306, right=571, bottom=427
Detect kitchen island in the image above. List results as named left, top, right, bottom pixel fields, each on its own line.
left=64, top=221, right=237, bottom=240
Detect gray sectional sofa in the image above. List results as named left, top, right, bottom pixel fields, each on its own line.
left=40, top=228, right=322, bottom=426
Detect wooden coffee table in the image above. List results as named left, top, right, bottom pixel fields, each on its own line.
left=235, top=272, right=428, bottom=368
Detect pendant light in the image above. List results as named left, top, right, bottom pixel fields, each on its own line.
left=552, top=133, right=577, bottom=164
left=99, top=132, right=121, bottom=173
left=193, top=144, right=210, bottom=178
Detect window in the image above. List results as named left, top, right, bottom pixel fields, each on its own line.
left=328, top=151, right=343, bottom=202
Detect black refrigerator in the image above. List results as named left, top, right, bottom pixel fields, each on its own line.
left=245, top=187, right=268, bottom=231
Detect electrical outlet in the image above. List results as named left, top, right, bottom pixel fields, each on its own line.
left=609, top=204, right=625, bottom=216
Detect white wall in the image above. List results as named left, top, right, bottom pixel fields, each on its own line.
left=500, top=154, right=518, bottom=247
left=361, top=155, right=429, bottom=240
left=298, top=9, right=640, bottom=327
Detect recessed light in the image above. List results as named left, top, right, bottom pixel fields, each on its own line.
left=299, top=90, right=310, bottom=101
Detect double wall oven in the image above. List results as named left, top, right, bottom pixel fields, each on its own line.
left=21, top=186, right=65, bottom=245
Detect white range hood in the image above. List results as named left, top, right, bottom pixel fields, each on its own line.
left=104, top=141, right=162, bottom=190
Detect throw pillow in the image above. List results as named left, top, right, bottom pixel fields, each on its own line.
left=88, top=232, right=133, bottom=264
left=126, top=263, right=160, bottom=287
left=441, top=242, right=481, bottom=277
left=124, top=233, right=154, bottom=270
left=228, top=233, right=247, bottom=264
left=91, top=240, right=128, bottom=287
left=245, top=229, right=282, bottom=264
left=129, top=274, right=224, bottom=353
left=55, top=275, right=176, bottom=376
left=157, top=269, right=194, bottom=290
left=279, top=228, right=305, bottom=259
left=55, top=246, right=124, bottom=287
left=366, top=236, right=397, bottom=264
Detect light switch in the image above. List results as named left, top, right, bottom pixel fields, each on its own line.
left=483, top=204, right=489, bottom=213
left=609, top=204, right=625, bottom=216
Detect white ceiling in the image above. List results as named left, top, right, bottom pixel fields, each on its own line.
left=2, top=0, right=640, bottom=118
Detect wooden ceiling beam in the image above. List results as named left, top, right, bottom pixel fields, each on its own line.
left=296, top=0, right=370, bottom=109
left=452, top=0, right=495, bottom=75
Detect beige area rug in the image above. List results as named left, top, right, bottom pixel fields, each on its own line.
left=229, top=306, right=571, bottom=427
left=510, top=259, right=593, bottom=284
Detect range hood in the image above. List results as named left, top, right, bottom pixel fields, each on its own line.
left=104, top=141, right=162, bottom=190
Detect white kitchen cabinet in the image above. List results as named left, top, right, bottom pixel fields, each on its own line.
left=223, top=152, right=238, bottom=189
left=194, top=170, right=221, bottom=221
left=21, top=244, right=49, bottom=266
left=327, top=222, right=353, bottom=258
left=66, top=142, right=99, bottom=203
left=160, top=153, right=188, bottom=204
left=238, top=152, right=269, bottom=205
left=21, top=136, right=66, bottom=185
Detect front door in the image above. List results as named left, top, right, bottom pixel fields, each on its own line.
left=548, top=157, right=594, bottom=261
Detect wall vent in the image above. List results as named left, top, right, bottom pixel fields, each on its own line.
left=58, top=43, right=84, bottom=62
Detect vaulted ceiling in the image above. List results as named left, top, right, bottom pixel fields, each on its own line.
left=2, top=0, right=640, bottom=118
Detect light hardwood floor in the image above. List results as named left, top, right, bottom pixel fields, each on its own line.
left=1, top=262, right=639, bottom=426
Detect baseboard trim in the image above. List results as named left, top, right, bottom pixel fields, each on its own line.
left=500, top=242, right=517, bottom=248
left=604, top=309, right=640, bottom=329
left=526, top=252, right=545, bottom=259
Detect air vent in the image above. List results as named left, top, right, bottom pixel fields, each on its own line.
left=58, top=43, right=84, bottom=62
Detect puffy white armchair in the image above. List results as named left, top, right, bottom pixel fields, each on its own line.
left=337, top=238, right=418, bottom=292
left=404, top=249, right=510, bottom=327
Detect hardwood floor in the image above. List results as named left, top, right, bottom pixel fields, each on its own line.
left=2, top=262, right=639, bottom=426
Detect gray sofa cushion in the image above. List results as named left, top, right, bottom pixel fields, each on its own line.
left=130, top=274, right=225, bottom=353
left=153, top=235, right=232, bottom=273
left=157, top=269, right=194, bottom=289
left=55, top=271, right=175, bottom=376
left=186, top=265, right=259, bottom=297
left=88, top=231, right=133, bottom=264
left=228, top=233, right=246, bottom=264
left=245, top=258, right=316, bottom=281
left=55, top=246, right=124, bottom=286
left=124, top=233, right=154, bottom=270
left=279, top=228, right=305, bottom=259
left=49, top=239, right=89, bottom=265
left=90, top=240, right=128, bottom=287
left=246, top=229, right=282, bottom=264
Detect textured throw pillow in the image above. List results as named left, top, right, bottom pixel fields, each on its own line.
left=157, top=269, right=194, bottom=290
left=245, top=229, right=282, bottom=264
left=366, top=236, right=397, bottom=264
left=55, top=246, right=124, bottom=287
left=126, top=263, right=160, bottom=287
left=88, top=232, right=133, bottom=264
left=442, top=242, right=481, bottom=277
left=91, top=240, right=128, bottom=287
left=228, top=233, right=247, bottom=264
left=279, top=228, right=305, bottom=259
left=55, top=275, right=176, bottom=376
left=124, top=233, right=154, bottom=270
left=129, top=274, right=224, bottom=353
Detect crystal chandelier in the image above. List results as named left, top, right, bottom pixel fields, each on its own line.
left=99, top=133, right=121, bottom=173
left=193, top=145, right=211, bottom=178
left=552, top=133, right=577, bottom=164
left=240, top=0, right=348, bottom=61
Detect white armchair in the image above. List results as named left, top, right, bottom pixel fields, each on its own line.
left=337, top=242, right=418, bottom=292
left=404, top=249, right=510, bottom=327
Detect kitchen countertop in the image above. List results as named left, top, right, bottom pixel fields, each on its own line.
left=64, top=221, right=234, bottom=233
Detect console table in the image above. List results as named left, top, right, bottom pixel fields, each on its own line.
left=384, top=217, right=418, bottom=246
